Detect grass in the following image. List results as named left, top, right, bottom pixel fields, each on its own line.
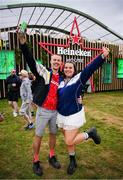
left=0, top=91, right=123, bottom=179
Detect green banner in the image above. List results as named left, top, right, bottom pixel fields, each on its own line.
left=102, top=63, right=112, bottom=83
left=0, top=51, right=15, bottom=79
left=117, top=59, right=123, bottom=78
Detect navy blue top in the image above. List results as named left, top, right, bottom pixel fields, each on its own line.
left=57, top=55, right=104, bottom=116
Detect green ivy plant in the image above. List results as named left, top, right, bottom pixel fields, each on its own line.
left=15, top=48, right=21, bottom=65
left=107, top=51, right=113, bottom=63
left=93, top=72, right=99, bottom=88
left=41, top=49, right=48, bottom=67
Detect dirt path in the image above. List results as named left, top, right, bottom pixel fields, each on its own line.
left=85, top=107, right=123, bottom=131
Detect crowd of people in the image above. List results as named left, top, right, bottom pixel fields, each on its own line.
left=1, top=30, right=110, bottom=176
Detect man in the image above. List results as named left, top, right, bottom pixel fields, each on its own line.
left=19, top=69, right=34, bottom=130
left=17, top=32, right=63, bottom=176
left=6, top=69, right=21, bottom=117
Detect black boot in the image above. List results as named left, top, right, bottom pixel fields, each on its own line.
left=87, top=127, right=101, bottom=144
left=67, top=155, right=77, bottom=175
left=33, top=161, right=43, bottom=176
left=48, top=156, right=61, bottom=169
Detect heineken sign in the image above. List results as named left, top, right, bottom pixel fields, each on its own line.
left=38, top=17, right=103, bottom=93
left=39, top=17, right=103, bottom=59
left=57, top=47, right=91, bottom=57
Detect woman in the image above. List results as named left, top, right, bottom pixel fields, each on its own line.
left=57, top=47, right=109, bottom=175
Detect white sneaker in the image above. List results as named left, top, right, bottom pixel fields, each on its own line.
left=13, top=112, right=18, bottom=117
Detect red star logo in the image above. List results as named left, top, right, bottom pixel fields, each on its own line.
left=39, top=17, right=85, bottom=53
left=71, top=35, right=81, bottom=45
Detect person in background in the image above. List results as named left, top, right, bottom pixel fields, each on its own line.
left=6, top=69, right=21, bottom=117
left=57, top=47, right=109, bottom=175
left=19, top=69, right=34, bottom=130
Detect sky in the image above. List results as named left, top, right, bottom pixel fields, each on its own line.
left=0, top=0, right=123, bottom=37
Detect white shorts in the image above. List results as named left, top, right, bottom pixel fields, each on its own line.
left=56, top=107, right=86, bottom=130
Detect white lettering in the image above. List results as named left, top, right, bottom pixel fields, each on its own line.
left=70, top=49, right=75, bottom=55
left=57, top=47, right=63, bottom=54
left=64, top=48, right=68, bottom=55
left=57, top=47, right=91, bottom=57
left=87, top=50, right=91, bottom=57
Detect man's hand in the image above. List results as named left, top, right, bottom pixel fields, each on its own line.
left=102, top=47, right=110, bottom=58
left=17, top=29, right=27, bottom=45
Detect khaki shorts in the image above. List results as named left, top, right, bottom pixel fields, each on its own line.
left=35, top=107, right=58, bottom=137
left=19, top=101, right=31, bottom=118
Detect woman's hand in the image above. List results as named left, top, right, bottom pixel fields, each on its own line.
left=77, top=95, right=83, bottom=104
left=102, top=47, right=110, bottom=58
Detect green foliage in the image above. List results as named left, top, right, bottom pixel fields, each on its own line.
left=41, top=49, right=48, bottom=67
left=107, top=51, right=113, bottom=63
left=27, top=42, right=33, bottom=50
left=93, top=72, right=99, bottom=87
left=15, top=48, right=21, bottom=65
